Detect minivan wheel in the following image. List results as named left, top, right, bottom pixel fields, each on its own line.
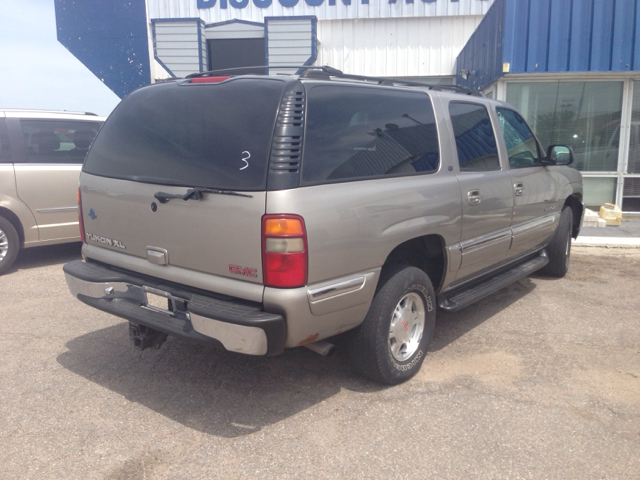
left=0, top=216, right=20, bottom=275
left=539, top=207, right=573, bottom=278
left=349, top=265, right=436, bottom=385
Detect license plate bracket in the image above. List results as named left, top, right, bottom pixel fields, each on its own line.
left=142, top=286, right=173, bottom=315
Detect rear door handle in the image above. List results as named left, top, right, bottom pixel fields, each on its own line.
left=514, top=182, right=525, bottom=196
left=467, top=190, right=482, bottom=205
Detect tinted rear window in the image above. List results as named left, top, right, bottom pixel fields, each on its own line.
left=302, top=86, right=439, bottom=185
left=84, top=78, right=285, bottom=191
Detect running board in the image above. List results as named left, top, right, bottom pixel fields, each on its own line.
left=438, top=249, right=549, bottom=312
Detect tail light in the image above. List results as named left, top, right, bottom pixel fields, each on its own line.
left=262, top=214, right=307, bottom=288
left=77, top=188, right=86, bottom=243
left=190, top=76, right=231, bottom=83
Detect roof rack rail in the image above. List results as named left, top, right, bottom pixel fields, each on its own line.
left=0, top=108, right=101, bottom=116
left=185, top=65, right=342, bottom=78
left=186, top=65, right=479, bottom=96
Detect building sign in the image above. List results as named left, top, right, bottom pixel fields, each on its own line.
left=148, top=0, right=493, bottom=24
left=197, top=0, right=483, bottom=7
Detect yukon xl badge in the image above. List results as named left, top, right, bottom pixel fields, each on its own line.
left=86, top=233, right=126, bottom=249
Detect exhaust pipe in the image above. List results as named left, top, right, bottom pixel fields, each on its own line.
left=305, top=340, right=337, bottom=357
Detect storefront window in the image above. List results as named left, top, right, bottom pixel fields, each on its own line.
left=623, top=177, right=640, bottom=211
left=583, top=177, right=616, bottom=209
left=506, top=82, right=623, bottom=172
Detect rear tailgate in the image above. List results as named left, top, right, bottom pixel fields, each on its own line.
left=80, top=173, right=266, bottom=283
left=79, top=77, right=287, bottom=291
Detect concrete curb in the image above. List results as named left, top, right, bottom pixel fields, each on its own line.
left=573, top=236, right=640, bottom=247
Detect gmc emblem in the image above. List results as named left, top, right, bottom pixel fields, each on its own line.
left=228, top=264, right=258, bottom=278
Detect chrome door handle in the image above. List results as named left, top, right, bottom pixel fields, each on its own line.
left=514, top=182, right=525, bottom=196
left=467, top=190, right=482, bottom=205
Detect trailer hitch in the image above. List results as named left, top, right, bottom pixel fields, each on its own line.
left=129, top=322, right=168, bottom=351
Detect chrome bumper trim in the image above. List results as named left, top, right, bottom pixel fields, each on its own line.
left=65, top=273, right=130, bottom=299
left=64, top=273, right=269, bottom=356
left=190, top=313, right=268, bottom=356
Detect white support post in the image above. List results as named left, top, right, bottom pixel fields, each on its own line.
left=616, top=79, right=634, bottom=207
left=496, top=78, right=507, bottom=102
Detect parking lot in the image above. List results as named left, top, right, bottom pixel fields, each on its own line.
left=1, top=243, right=639, bottom=479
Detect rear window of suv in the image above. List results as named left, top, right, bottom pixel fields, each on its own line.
left=301, top=85, right=440, bottom=185
left=84, top=78, right=285, bottom=191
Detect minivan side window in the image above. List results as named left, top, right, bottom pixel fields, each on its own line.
left=20, top=120, right=101, bottom=164
left=0, top=118, right=10, bottom=163
left=496, top=108, right=542, bottom=168
left=302, top=86, right=440, bottom=185
left=449, top=102, right=500, bottom=172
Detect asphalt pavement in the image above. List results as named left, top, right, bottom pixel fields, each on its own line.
left=1, top=242, right=639, bottom=479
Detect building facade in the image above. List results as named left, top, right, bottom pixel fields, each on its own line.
left=457, top=0, right=640, bottom=212
left=55, top=0, right=640, bottom=212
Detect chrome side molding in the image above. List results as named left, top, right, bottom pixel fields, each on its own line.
left=307, top=276, right=366, bottom=303
left=35, top=206, right=78, bottom=213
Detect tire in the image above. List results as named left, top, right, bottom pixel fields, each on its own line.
left=539, top=207, right=573, bottom=278
left=349, top=265, right=436, bottom=385
left=0, top=216, right=20, bottom=275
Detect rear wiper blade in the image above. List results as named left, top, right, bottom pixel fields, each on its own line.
left=154, top=187, right=252, bottom=204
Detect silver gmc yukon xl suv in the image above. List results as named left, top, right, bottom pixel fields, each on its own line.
left=63, top=67, right=583, bottom=384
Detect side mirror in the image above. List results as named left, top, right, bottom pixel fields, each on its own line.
left=546, top=145, right=574, bottom=165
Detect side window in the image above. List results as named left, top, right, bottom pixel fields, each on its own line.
left=302, top=86, right=440, bottom=184
left=0, top=118, right=11, bottom=163
left=496, top=108, right=541, bottom=168
left=20, top=120, right=101, bottom=164
left=449, top=102, right=500, bottom=172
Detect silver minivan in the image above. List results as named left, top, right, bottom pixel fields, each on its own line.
left=0, top=110, right=104, bottom=274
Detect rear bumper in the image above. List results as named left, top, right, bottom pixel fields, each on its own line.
left=63, top=260, right=286, bottom=356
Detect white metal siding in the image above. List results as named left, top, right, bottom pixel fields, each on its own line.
left=267, top=19, right=314, bottom=71
left=200, top=21, right=207, bottom=69
left=205, top=22, right=265, bottom=39
left=154, top=20, right=202, bottom=77
left=316, top=15, right=483, bottom=77
left=148, top=0, right=494, bottom=23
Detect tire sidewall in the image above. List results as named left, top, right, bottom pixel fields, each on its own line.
left=374, top=267, right=436, bottom=383
left=540, top=206, right=573, bottom=278
left=563, top=210, right=572, bottom=270
left=0, top=216, right=20, bottom=275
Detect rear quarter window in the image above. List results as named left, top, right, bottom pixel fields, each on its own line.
left=301, top=85, right=440, bottom=185
left=0, top=118, right=10, bottom=162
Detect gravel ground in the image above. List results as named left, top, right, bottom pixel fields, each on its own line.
left=1, top=243, right=639, bottom=479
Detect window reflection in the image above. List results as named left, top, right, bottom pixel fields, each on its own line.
left=506, top=81, right=623, bottom=172
left=303, top=86, right=440, bottom=184
left=449, top=102, right=500, bottom=172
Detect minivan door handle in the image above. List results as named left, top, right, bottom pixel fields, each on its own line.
left=514, top=182, right=525, bottom=196
left=467, top=190, right=482, bottom=205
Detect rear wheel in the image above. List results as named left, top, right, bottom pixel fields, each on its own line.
left=349, top=265, right=436, bottom=385
left=0, top=216, right=20, bottom=275
left=540, top=207, right=573, bottom=278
